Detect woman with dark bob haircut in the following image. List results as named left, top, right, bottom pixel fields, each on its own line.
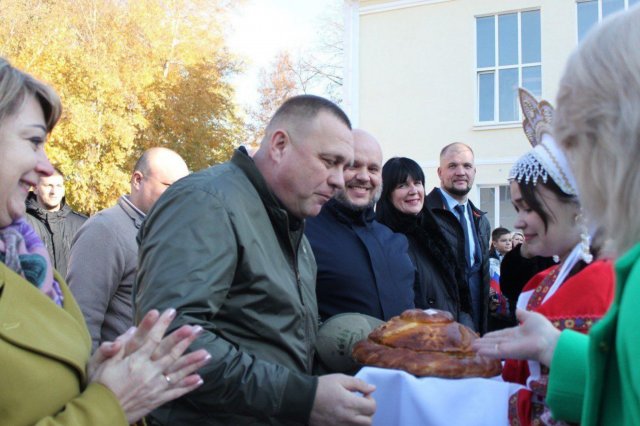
left=0, top=57, right=210, bottom=425
left=376, top=157, right=474, bottom=329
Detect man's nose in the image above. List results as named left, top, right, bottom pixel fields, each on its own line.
left=35, top=149, right=54, bottom=176
left=328, top=167, right=345, bottom=190
left=355, top=168, right=369, bottom=181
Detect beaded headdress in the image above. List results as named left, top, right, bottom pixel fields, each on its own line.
left=510, top=88, right=592, bottom=265
left=509, top=88, right=579, bottom=197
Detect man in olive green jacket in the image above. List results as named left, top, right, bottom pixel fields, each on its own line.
left=134, top=95, right=376, bottom=426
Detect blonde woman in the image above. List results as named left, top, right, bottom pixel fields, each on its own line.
left=475, top=6, right=640, bottom=425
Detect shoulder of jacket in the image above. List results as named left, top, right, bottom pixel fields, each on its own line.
left=175, top=162, right=248, bottom=196
left=84, top=205, right=129, bottom=230
left=424, top=188, right=442, bottom=205
left=371, top=219, right=396, bottom=237
left=24, top=212, right=46, bottom=229
left=25, top=211, right=39, bottom=221
left=69, top=210, right=88, bottom=220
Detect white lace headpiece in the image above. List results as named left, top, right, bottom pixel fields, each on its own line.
left=510, top=88, right=580, bottom=197
left=509, top=133, right=579, bottom=197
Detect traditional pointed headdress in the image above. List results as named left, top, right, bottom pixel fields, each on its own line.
left=510, top=88, right=592, bottom=266
left=509, top=88, right=579, bottom=197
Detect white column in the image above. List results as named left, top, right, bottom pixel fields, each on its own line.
left=342, top=0, right=360, bottom=126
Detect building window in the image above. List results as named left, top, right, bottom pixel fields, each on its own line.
left=480, top=185, right=516, bottom=231
left=578, top=0, right=640, bottom=41
left=476, top=10, right=541, bottom=124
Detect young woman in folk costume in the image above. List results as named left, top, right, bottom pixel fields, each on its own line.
left=498, top=88, right=614, bottom=425
left=476, top=8, right=640, bottom=423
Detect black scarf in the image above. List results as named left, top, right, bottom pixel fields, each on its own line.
left=377, top=205, right=472, bottom=314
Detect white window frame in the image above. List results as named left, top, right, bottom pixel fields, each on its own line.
left=475, top=9, right=541, bottom=126
left=479, top=184, right=515, bottom=230
left=479, top=185, right=500, bottom=230
left=576, top=0, right=639, bottom=42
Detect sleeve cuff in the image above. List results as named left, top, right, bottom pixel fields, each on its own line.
left=546, top=329, right=589, bottom=423
left=83, top=383, right=129, bottom=424
left=277, top=370, right=318, bottom=423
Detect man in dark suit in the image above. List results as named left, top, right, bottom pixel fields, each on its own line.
left=425, top=142, right=491, bottom=333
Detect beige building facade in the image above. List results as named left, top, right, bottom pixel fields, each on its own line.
left=343, top=0, right=637, bottom=229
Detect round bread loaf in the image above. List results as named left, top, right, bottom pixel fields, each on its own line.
left=352, top=309, right=502, bottom=378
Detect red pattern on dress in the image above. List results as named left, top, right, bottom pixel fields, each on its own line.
left=504, top=260, right=615, bottom=426
left=526, top=266, right=560, bottom=311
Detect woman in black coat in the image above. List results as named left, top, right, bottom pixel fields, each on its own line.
left=376, top=157, right=474, bottom=329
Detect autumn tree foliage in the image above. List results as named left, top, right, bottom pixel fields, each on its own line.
left=0, top=0, right=243, bottom=213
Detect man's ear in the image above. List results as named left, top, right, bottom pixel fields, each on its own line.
left=269, top=129, right=290, bottom=163
left=131, top=171, right=144, bottom=190
left=436, top=167, right=442, bottom=180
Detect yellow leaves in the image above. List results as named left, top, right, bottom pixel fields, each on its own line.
left=1, top=0, right=242, bottom=214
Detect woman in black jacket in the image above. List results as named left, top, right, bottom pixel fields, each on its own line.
left=376, top=157, right=474, bottom=329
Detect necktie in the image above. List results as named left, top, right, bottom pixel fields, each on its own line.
left=454, top=204, right=472, bottom=267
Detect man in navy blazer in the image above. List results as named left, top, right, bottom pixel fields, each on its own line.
left=305, top=129, right=416, bottom=322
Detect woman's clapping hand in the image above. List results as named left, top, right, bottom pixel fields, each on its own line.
left=88, top=309, right=211, bottom=423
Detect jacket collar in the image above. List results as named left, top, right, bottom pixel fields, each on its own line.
left=231, top=148, right=303, bottom=235
left=425, top=187, right=487, bottom=219
left=0, top=264, right=89, bottom=381
left=324, top=198, right=375, bottom=226
left=614, top=242, right=640, bottom=299
left=118, top=195, right=146, bottom=229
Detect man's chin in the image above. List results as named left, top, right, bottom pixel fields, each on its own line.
left=350, top=202, right=370, bottom=211
left=335, top=196, right=373, bottom=211
left=448, top=186, right=471, bottom=197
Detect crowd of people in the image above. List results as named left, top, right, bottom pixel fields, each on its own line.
left=0, top=59, right=210, bottom=424
left=0, top=4, right=639, bottom=426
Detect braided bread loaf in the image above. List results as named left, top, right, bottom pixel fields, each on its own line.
left=352, top=309, right=502, bottom=378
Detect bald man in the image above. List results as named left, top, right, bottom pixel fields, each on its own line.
left=306, top=129, right=416, bottom=323
left=425, top=142, right=491, bottom=333
left=67, top=147, right=189, bottom=351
